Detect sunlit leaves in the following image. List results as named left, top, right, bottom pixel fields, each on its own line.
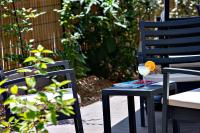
left=42, top=50, right=54, bottom=54
left=17, top=68, right=32, bottom=73
left=46, top=112, right=57, bottom=125
left=0, top=6, right=74, bottom=130
left=10, top=85, right=18, bottom=95
left=24, top=110, right=36, bottom=120
left=0, top=79, right=7, bottom=86
left=25, top=77, right=36, bottom=88
left=0, top=88, right=7, bottom=94
left=24, top=56, right=37, bottom=63
left=40, top=57, right=55, bottom=64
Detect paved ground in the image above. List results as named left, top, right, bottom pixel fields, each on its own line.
left=47, top=96, right=200, bottom=133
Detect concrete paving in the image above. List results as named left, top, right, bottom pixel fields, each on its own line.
left=47, top=96, right=200, bottom=133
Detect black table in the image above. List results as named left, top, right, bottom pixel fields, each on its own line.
left=102, top=82, right=177, bottom=133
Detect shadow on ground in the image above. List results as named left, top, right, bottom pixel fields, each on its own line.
left=111, top=110, right=200, bottom=133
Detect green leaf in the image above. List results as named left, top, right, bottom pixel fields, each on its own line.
left=26, top=104, right=38, bottom=111
left=28, top=89, right=37, bottom=94
left=46, top=112, right=57, bottom=125
left=34, top=52, right=41, bottom=57
left=37, top=45, right=44, bottom=52
left=60, top=106, right=75, bottom=116
left=25, top=77, right=36, bottom=88
left=42, top=50, right=53, bottom=54
left=10, top=107, right=20, bottom=114
left=58, top=80, right=71, bottom=87
left=38, top=92, right=47, bottom=101
left=24, top=111, right=36, bottom=119
left=105, top=37, right=116, bottom=53
left=18, top=86, right=28, bottom=91
left=40, top=57, right=55, bottom=64
left=10, top=85, right=18, bottom=95
left=30, top=50, right=39, bottom=53
left=17, top=68, right=32, bottom=73
left=41, top=129, right=48, bottom=133
left=60, top=109, right=70, bottom=116
left=23, top=56, right=37, bottom=63
left=64, top=98, right=76, bottom=106
left=29, top=39, right=35, bottom=43
left=38, top=70, right=47, bottom=75
left=1, top=121, right=8, bottom=127
left=36, top=122, right=44, bottom=131
left=40, top=63, right=47, bottom=69
left=56, top=97, right=62, bottom=104
left=4, top=98, right=16, bottom=105
left=0, top=79, right=7, bottom=86
left=114, top=22, right=127, bottom=28
left=4, top=129, right=11, bottom=133
left=8, top=116, right=15, bottom=122
left=0, top=88, right=7, bottom=94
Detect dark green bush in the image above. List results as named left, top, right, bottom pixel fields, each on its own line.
left=58, top=0, right=160, bottom=81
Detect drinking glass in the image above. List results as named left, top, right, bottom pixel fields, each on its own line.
left=138, top=64, right=150, bottom=87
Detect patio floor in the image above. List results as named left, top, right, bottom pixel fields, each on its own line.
left=48, top=96, right=200, bottom=133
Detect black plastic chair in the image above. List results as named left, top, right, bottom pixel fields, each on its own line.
left=139, top=18, right=200, bottom=132
left=163, top=68, right=200, bottom=133
left=1, top=60, right=84, bottom=133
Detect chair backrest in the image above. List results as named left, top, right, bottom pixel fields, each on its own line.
left=2, top=60, right=71, bottom=90
left=139, top=17, right=200, bottom=68
left=4, top=60, right=70, bottom=77
left=1, top=60, right=79, bottom=100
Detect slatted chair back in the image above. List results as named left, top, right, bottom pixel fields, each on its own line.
left=3, top=60, right=71, bottom=92
left=139, top=17, right=200, bottom=68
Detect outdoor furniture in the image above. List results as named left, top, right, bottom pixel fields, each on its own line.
left=0, top=60, right=84, bottom=133
left=162, top=68, right=200, bottom=133
left=102, top=82, right=177, bottom=133
left=138, top=17, right=200, bottom=128
left=138, top=17, right=200, bottom=132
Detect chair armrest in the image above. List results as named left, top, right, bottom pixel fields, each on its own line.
left=162, top=67, right=200, bottom=76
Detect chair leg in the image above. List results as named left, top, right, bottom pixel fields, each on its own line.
left=162, top=103, right=168, bottom=133
left=74, top=117, right=84, bottom=133
left=73, top=102, right=84, bottom=133
left=172, top=120, right=180, bottom=133
left=140, top=97, right=145, bottom=127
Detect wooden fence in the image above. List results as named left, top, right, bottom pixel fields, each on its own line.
left=0, top=0, right=62, bottom=70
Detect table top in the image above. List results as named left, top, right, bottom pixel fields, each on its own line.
left=102, top=82, right=177, bottom=96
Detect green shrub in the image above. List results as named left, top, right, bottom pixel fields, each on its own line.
left=57, top=0, right=160, bottom=81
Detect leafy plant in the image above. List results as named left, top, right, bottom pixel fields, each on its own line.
left=56, top=0, right=161, bottom=81
left=55, top=1, right=89, bottom=78
left=171, top=0, right=199, bottom=17
left=1, top=0, right=45, bottom=66
left=0, top=45, right=75, bottom=133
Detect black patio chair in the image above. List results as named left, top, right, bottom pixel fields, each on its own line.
left=139, top=17, right=200, bottom=131
left=1, top=60, right=84, bottom=133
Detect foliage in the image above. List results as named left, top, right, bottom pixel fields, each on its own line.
left=0, top=0, right=45, bottom=65
left=57, top=0, right=161, bottom=81
left=171, top=0, right=199, bottom=17
left=2, top=0, right=200, bottom=81
left=0, top=45, right=75, bottom=133
left=55, top=2, right=89, bottom=78
left=57, top=0, right=200, bottom=81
